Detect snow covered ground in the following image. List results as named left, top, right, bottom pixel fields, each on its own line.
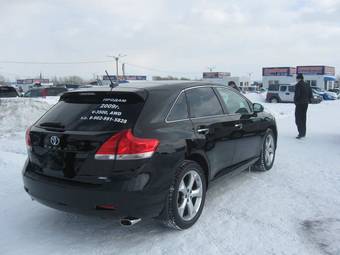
left=1, top=94, right=340, bottom=255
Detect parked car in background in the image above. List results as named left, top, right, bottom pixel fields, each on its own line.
left=310, top=94, right=323, bottom=104
left=312, top=87, right=337, bottom=100
left=63, top=84, right=93, bottom=90
left=23, top=82, right=277, bottom=230
left=266, top=84, right=295, bottom=103
left=328, top=88, right=340, bottom=95
left=328, top=88, right=340, bottom=99
left=0, top=85, right=19, bottom=98
left=266, top=84, right=322, bottom=104
left=23, top=87, right=68, bottom=97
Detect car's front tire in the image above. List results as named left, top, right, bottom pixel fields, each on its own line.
left=160, top=160, right=206, bottom=230
left=253, top=129, right=276, bottom=171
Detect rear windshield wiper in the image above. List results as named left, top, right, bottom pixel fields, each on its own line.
left=39, top=122, right=65, bottom=129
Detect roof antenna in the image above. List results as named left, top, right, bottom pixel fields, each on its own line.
left=105, top=70, right=117, bottom=90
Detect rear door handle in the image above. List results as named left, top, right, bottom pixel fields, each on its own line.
left=234, top=123, right=243, bottom=129
left=197, top=128, right=209, bottom=135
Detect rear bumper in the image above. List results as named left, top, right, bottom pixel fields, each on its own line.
left=22, top=161, right=169, bottom=218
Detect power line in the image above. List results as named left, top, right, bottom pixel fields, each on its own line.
left=125, top=62, right=200, bottom=75
left=0, top=60, right=114, bottom=65
left=0, top=59, right=202, bottom=76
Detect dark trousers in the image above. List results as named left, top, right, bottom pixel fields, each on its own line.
left=295, top=103, right=308, bottom=136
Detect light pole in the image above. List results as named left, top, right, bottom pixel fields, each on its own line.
left=107, top=54, right=127, bottom=85
left=207, top=66, right=216, bottom=72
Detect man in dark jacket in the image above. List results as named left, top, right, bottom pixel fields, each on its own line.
left=294, top=73, right=313, bottom=139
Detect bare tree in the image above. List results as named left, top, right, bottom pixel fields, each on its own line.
left=59, top=76, right=84, bottom=85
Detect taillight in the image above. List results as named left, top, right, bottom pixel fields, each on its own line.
left=25, top=126, right=32, bottom=150
left=95, top=129, right=159, bottom=160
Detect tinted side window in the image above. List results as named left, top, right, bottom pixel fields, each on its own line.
left=288, top=86, right=295, bottom=92
left=268, top=84, right=279, bottom=91
left=167, top=93, right=189, bottom=121
left=186, top=87, right=223, bottom=118
left=216, top=88, right=251, bottom=115
left=280, top=86, right=287, bottom=92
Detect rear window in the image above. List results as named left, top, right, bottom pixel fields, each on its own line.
left=36, top=92, right=144, bottom=131
left=0, top=87, right=18, bottom=97
left=268, top=84, right=279, bottom=91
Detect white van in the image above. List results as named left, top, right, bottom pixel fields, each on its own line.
left=266, top=84, right=322, bottom=104
left=266, top=84, right=295, bottom=103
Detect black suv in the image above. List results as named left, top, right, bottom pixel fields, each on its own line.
left=23, top=82, right=277, bottom=229
left=0, top=85, right=19, bottom=98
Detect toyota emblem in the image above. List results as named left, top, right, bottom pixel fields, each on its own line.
left=50, top=136, right=60, bottom=146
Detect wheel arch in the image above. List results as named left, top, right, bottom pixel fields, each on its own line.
left=186, top=153, right=210, bottom=189
left=267, top=125, right=278, bottom=148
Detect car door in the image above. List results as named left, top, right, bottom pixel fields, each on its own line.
left=287, top=86, right=295, bottom=102
left=185, top=87, right=237, bottom=178
left=215, top=87, right=262, bottom=165
left=279, top=85, right=290, bottom=102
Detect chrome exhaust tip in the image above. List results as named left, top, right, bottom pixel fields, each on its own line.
left=120, top=217, right=141, bottom=227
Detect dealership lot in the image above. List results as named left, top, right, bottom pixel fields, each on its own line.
left=0, top=96, right=340, bottom=255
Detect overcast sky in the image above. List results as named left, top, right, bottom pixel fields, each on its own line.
left=0, top=0, right=340, bottom=81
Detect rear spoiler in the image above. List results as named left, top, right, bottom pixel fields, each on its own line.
left=60, top=89, right=148, bottom=102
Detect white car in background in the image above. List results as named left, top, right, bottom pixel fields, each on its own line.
left=266, top=84, right=323, bottom=104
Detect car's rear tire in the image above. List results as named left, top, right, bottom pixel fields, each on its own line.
left=160, top=160, right=206, bottom=230
left=253, top=129, right=276, bottom=171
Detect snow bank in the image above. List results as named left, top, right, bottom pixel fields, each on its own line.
left=244, top=92, right=267, bottom=103
left=245, top=92, right=296, bottom=120
left=0, top=97, right=57, bottom=135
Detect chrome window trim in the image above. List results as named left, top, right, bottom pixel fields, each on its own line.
left=165, top=85, right=246, bottom=123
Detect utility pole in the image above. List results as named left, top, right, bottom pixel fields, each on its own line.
left=207, top=66, right=216, bottom=72
left=107, top=54, right=127, bottom=85
left=122, top=63, right=126, bottom=79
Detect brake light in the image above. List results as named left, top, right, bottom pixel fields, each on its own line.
left=95, top=129, right=159, bottom=160
left=25, top=126, right=32, bottom=149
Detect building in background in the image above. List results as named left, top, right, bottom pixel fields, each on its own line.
left=101, top=75, right=147, bottom=86
left=202, top=72, right=253, bottom=91
left=262, top=66, right=336, bottom=90
left=296, top=66, right=336, bottom=90
left=262, top=67, right=296, bottom=89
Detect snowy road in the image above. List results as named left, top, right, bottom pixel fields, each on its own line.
left=0, top=96, right=340, bottom=255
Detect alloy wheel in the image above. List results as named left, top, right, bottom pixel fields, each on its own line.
left=177, top=170, right=203, bottom=221
left=264, top=134, right=275, bottom=166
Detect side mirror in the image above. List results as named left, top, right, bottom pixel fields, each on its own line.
left=253, top=103, right=264, bottom=113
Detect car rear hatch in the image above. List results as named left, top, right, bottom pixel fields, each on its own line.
left=26, top=90, right=151, bottom=183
